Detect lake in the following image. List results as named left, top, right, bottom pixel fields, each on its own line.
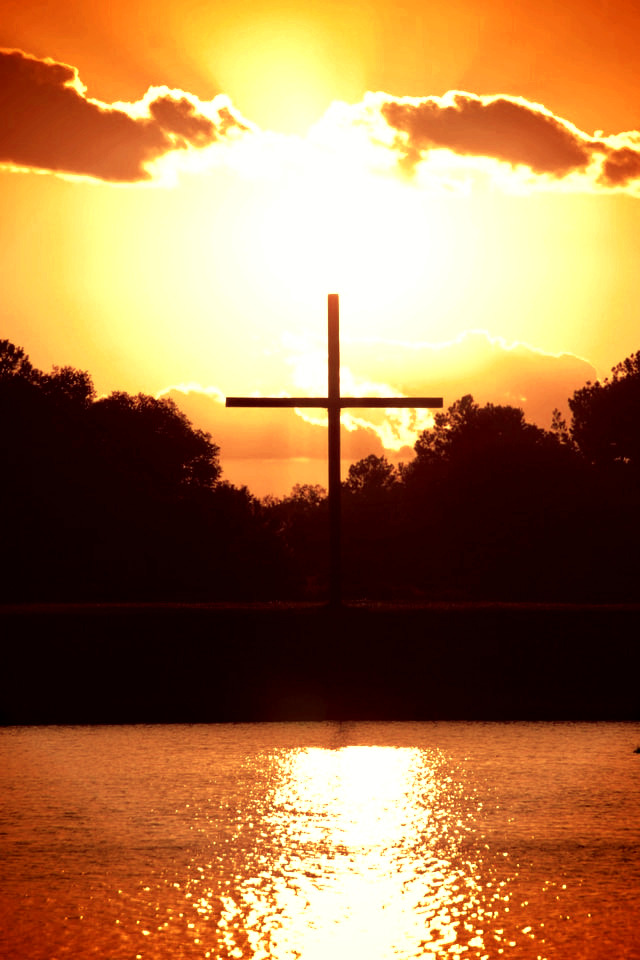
left=1, top=722, right=639, bottom=959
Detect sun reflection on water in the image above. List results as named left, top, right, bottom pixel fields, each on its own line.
left=5, top=724, right=639, bottom=959
left=196, top=745, right=498, bottom=960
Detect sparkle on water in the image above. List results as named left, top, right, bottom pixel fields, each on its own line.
left=1, top=722, right=639, bottom=960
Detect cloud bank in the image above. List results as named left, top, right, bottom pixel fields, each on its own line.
left=380, top=93, right=595, bottom=177
left=314, top=91, right=640, bottom=194
left=158, top=334, right=595, bottom=468
left=352, top=330, right=597, bottom=428
left=0, top=48, right=249, bottom=181
left=3, top=48, right=640, bottom=193
left=158, top=385, right=389, bottom=463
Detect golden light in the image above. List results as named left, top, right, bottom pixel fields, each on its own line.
left=229, top=133, right=473, bottom=344
left=53, top=91, right=620, bottom=411
left=203, top=3, right=375, bottom=135
left=198, top=744, right=493, bottom=960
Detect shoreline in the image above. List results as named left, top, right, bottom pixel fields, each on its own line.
left=2, top=603, right=639, bottom=724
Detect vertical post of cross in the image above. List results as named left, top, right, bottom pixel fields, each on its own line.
left=327, top=293, right=341, bottom=607
left=225, top=294, right=443, bottom=605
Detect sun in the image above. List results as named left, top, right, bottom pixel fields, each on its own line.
left=234, top=142, right=472, bottom=342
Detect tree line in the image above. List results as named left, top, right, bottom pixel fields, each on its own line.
left=0, top=342, right=284, bottom=601
left=2, top=339, right=639, bottom=602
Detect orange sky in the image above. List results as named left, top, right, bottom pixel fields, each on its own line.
left=2, top=0, right=640, bottom=495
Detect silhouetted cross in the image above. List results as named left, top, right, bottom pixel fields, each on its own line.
left=226, top=294, right=443, bottom=605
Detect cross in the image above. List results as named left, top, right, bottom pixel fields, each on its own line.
left=226, top=294, right=443, bottom=605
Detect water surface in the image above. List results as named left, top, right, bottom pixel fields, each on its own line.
left=1, top=722, right=639, bottom=959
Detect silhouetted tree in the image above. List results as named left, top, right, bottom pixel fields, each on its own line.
left=0, top=341, right=287, bottom=601
left=400, top=395, right=589, bottom=599
left=342, top=455, right=403, bottom=599
left=569, top=350, right=640, bottom=472
left=90, top=391, right=220, bottom=493
left=5, top=333, right=640, bottom=603
left=0, top=345, right=100, bottom=598
left=40, top=365, right=96, bottom=408
left=565, top=352, right=640, bottom=598
left=407, top=395, right=559, bottom=473
left=0, top=340, right=35, bottom=380
left=550, top=408, right=573, bottom=447
left=261, top=484, right=329, bottom=598
left=344, top=454, right=398, bottom=496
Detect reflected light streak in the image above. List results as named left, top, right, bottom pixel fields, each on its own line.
left=4, top=725, right=635, bottom=960
left=194, top=745, right=495, bottom=959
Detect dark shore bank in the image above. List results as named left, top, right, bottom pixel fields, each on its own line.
left=1, top=602, right=638, bottom=724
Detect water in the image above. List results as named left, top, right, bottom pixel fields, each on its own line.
left=1, top=722, right=639, bottom=960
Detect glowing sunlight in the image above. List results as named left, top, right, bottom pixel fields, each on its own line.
left=240, top=152, right=468, bottom=328
left=196, top=745, right=498, bottom=960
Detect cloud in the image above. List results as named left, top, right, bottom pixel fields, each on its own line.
left=381, top=92, right=596, bottom=178
left=347, top=331, right=597, bottom=429
left=5, top=47, right=640, bottom=194
left=313, top=91, right=640, bottom=193
left=0, top=48, right=250, bottom=182
left=598, top=142, right=640, bottom=187
left=159, top=334, right=595, bottom=466
left=157, top=384, right=388, bottom=461
left=152, top=336, right=595, bottom=497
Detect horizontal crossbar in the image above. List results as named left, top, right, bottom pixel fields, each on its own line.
left=338, top=398, right=443, bottom=409
left=226, top=396, right=443, bottom=409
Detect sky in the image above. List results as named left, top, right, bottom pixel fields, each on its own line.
left=2, top=0, right=640, bottom=496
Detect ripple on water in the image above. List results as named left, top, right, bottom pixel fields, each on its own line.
left=0, top=721, right=639, bottom=959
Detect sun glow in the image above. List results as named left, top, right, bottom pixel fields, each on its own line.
left=230, top=136, right=472, bottom=340
left=47, top=83, right=621, bottom=417
left=205, top=5, right=375, bottom=134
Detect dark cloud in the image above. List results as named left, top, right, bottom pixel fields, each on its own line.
left=147, top=96, right=216, bottom=145
left=599, top=145, right=640, bottom=186
left=218, top=106, right=248, bottom=136
left=381, top=93, right=596, bottom=177
left=4, top=49, right=638, bottom=193
left=0, top=48, right=244, bottom=182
